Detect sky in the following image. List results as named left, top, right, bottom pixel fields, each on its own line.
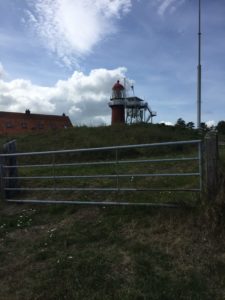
left=0, top=0, right=224, bottom=126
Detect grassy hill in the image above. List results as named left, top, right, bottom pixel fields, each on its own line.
left=0, top=124, right=225, bottom=300
left=0, top=123, right=200, bottom=151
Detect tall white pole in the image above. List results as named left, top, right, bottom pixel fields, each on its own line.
left=197, top=0, right=202, bottom=129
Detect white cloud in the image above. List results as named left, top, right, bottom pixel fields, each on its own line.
left=0, top=63, right=6, bottom=79
left=26, top=0, right=132, bottom=66
left=206, top=120, right=216, bottom=128
left=0, top=67, right=127, bottom=125
left=154, top=0, right=186, bottom=16
left=160, top=120, right=173, bottom=126
left=0, top=79, right=55, bottom=113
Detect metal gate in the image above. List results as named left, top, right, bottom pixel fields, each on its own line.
left=0, top=140, right=202, bottom=207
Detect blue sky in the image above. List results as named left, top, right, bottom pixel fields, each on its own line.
left=0, top=0, right=224, bottom=126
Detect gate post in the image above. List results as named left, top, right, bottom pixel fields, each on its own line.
left=0, top=161, right=5, bottom=201
left=204, top=132, right=219, bottom=201
left=3, top=140, right=19, bottom=199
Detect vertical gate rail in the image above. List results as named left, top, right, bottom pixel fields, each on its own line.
left=0, top=139, right=203, bottom=206
left=204, top=132, right=219, bottom=201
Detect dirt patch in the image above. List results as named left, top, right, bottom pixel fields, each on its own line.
left=73, top=206, right=100, bottom=221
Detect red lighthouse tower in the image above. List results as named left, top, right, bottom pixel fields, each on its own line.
left=108, top=80, right=125, bottom=124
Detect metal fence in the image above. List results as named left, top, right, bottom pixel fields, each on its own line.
left=0, top=139, right=202, bottom=207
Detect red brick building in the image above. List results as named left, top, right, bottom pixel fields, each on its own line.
left=0, top=110, right=73, bottom=135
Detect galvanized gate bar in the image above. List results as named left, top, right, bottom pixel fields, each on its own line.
left=6, top=199, right=180, bottom=208
left=0, top=140, right=202, bottom=157
left=4, top=173, right=200, bottom=180
left=3, top=156, right=200, bottom=169
left=5, top=187, right=201, bottom=192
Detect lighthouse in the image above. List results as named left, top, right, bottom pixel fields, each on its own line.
left=108, top=80, right=157, bottom=125
left=108, top=80, right=126, bottom=124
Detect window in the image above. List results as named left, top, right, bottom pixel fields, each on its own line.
left=49, top=123, right=57, bottom=129
left=37, top=123, right=44, bottom=129
left=5, top=122, right=13, bottom=128
left=21, top=122, right=27, bottom=128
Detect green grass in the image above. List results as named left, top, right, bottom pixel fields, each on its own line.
left=0, top=124, right=224, bottom=299
left=0, top=123, right=200, bottom=153
left=0, top=203, right=224, bottom=299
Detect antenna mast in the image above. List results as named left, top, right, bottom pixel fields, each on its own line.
left=197, top=0, right=202, bottom=129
